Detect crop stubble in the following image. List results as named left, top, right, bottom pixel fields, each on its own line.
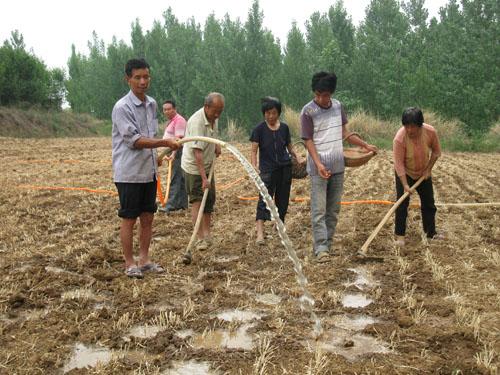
left=0, top=137, right=499, bottom=374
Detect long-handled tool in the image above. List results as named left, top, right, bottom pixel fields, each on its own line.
left=356, top=175, right=425, bottom=260
left=182, top=160, right=216, bottom=265
left=164, top=156, right=173, bottom=205
left=157, top=156, right=173, bottom=206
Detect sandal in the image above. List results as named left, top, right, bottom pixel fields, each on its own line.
left=195, top=239, right=209, bottom=251
left=139, top=262, right=165, bottom=274
left=316, top=252, right=331, bottom=263
left=125, top=267, right=144, bottom=279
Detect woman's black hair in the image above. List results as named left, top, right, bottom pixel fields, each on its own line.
left=261, top=96, right=282, bottom=116
left=402, top=107, right=424, bottom=127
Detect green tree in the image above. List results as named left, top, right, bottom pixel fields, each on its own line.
left=240, top=0, right=282, bottom=129
left=305, top=11, right=334, bottom=72
left=160, top=8, right=202, bottom=117
left=131, top=19, right=146, bottom=58
left=351, top=0, right=410, bottom=115
left=45, top=67, right=66, bottom=109
left=282, top=22, right=311, bottom=110
left=328, top=0, right=355, bottom=65
left=0, top=31, right=50, bottom=106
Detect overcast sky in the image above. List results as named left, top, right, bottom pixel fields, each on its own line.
left=1, top=0, right=450, bottom=70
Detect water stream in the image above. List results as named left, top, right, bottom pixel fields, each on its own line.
left=225, top=143, right=323, bottom=334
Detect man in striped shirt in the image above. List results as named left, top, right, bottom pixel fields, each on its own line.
left=301, top=71, right=378, bottom=263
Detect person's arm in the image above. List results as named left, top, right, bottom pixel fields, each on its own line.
left=194, top=148, right=210, bottom=190
left=134, top=137, right=179, bottom=150
left=398, top=174, right=411, bottom=194
left=287, top=143, right=304, bottom=166
left=342, top=126, right=378, bottom=154
left=304, top=139, right=330, bottom=178
left=251, top=141, right=260, bottom=174
left=423, top=153, right=439, bottom=179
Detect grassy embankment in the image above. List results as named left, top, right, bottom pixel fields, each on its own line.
left=0, top=106, right=112, bottom=138
left=1, top=105, right=499, bottom=152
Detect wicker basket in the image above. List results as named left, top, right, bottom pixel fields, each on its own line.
left=343, top=148, right=374, bottom=167
left=291, top=141, right=308, bottom=179
left=342, top=132, right=374, bottom=168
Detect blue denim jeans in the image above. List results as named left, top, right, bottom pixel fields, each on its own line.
left=310, top=172, right=344, bottom=256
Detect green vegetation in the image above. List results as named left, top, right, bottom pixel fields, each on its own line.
left=0, top=31, right=65, bottom=108
left=62, top=0, right=500, bottom=137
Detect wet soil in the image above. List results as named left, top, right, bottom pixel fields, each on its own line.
left=0, top=137, right=499, bottom=374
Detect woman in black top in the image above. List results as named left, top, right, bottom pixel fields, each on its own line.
left=250, top=97, right=305, bottom=244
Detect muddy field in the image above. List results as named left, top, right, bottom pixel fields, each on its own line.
left=0, top=136, right=499, bottom=375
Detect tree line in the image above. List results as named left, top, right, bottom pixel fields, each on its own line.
left=0, top=31, right=65, bottom=109
left=3, top=0, right=499, bottom=136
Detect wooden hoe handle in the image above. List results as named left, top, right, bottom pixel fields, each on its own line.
left=185, top=159, right=216, bottom=257
left=358, top=175, right=426, bottom=256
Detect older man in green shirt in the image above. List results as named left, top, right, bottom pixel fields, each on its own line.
left=181, top=92, right=224, bottom=251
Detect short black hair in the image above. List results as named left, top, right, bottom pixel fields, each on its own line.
left=125, top=58, right=150, bottom=77
left=261, top=96, right=281, bottom=116
left=402, top=107, right=424, bottom=127
left=312, top=71, right=337, bottom=93
left=163, top=99, right=176, bottom=108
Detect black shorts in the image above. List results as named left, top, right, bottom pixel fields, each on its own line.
left=115, top=180, right=157, bottom=218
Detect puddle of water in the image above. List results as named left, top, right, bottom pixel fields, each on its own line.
left=162, top=360, right=215, bottom=375
left=150, top=303, right=176, bottom=312
left=191, top=323, right=255, bottom=350
left=305, top=328, right=391, bottom=362
left=255, top=293, right=282, bottom=305
left=342, top=294, right=372, bottom=308
left=215, top=309, right=261, bottom=322
left=127, top=324, right=163, bottom=339
left=45, top=266, right=65, bottom=273
left=94, top=301, right=111, bottom=310
left=214, top=256, right=239, bottom=263
left=175, top=329, right=194, bottom=339
left=329, top=315, right=378, bottom=331
left=63, top=343, right=111, bottom=372
left=62, top=289, right=95, bottom=301
left=64, top=343, right=159, bottom=372
left=121, top=349, right=160, bottom=362
left=0, top=309, right=48, bottom=324
left=344, top=267, right=377, bottom=290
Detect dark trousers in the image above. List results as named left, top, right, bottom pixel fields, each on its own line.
left=164, top=147, right=188, bottom=210
left=256, top=165, right=292, bottom=223
left=395, top=172, right=437, bottom=238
